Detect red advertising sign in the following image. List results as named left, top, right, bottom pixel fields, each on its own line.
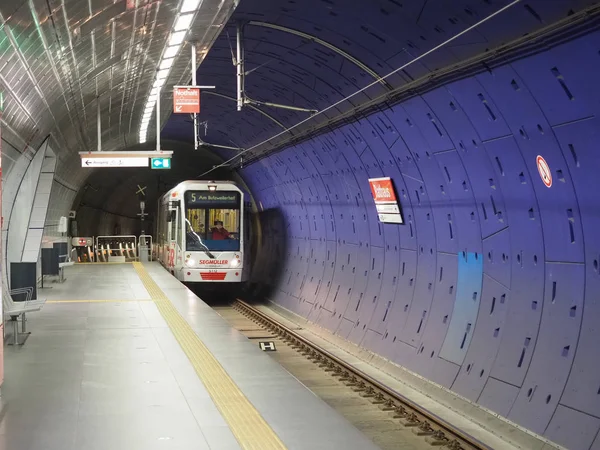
left=368, top=177, right=403, bottom=224
left=173, top=87, right=200, bottom=114
left=369, top=177, right=398, bottom=203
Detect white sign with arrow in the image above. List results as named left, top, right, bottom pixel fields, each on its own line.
left=81, top=157, right=149, bottom=168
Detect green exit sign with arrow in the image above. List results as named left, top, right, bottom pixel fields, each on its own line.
left=151, top=157, right=171, bottom=169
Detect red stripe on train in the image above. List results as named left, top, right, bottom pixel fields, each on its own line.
left=200, top=272, right=227, bottom=281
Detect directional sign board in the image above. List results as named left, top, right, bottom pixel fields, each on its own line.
left=151, top=157, right=171, bottom=169
left=173, top=87, right=200, bottom=114
left=79, top=151, right=173, bottom=169
left=368, top=177, right=404, bottom=224
left=81, top=157, right=148, bottom=168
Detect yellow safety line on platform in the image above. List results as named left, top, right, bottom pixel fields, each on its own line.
left=132, top=262, right=286, bottom=450
left=47, top=299, right=152, bottom=303
left=75, top=262, right=132, bottom=265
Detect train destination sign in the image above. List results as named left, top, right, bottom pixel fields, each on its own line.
left=368, top=177, right=404, bottom=224
left=186, top=191, right=240, bottom=206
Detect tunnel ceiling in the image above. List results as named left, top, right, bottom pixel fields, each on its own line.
left=162, top=0, right=599, bottom=163
left=0, top=0, right=237, bottom=165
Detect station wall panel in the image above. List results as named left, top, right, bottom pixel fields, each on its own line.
left=241, top=30, right=600, bottom=447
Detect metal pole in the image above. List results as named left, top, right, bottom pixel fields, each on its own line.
left=156, top=78, right=161, bottom=151
left=236, top=22, right=243, bottom=111
left=97, top=96, right=101, bottom=151
left=191, top=42, right=198, bottom=150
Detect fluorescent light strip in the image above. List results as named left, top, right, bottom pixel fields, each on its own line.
left=181, top=0, right=202, bottom=13
left=168, top=30, right=186, bottom=47
left=159, top=58, right=174, bottom=70
left=174, top=13, right=194, bottom=32
left=139, top=0, right=200, bottom=143
left=157, top=68, right=170, bottom=80
left=163, top=45, right=180, bottom=59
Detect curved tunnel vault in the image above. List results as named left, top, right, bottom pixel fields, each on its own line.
left=236, top=27, right=600, bottom=450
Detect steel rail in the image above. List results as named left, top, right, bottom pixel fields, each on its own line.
left=233, top=298, right=491, bottom=450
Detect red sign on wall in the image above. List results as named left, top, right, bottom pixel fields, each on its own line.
left=368, top=177, right=403, bottom=224
left=369, top=177, right=398, bottom=203
left=173, top=87, right=200, bottom=114
left=536, top=155, right=552, bottom=188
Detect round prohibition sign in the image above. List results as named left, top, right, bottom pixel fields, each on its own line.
left=536, top=155, right=552, bottom=188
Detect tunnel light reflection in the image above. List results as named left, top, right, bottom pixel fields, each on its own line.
left=138, top=0, right=203, bottom=144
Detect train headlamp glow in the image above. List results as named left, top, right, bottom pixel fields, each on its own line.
left=208, top=184, right=217, bottom=191
left=230, top=259, right=240, bottom=268
left=186, top=259, right=195, bottom=267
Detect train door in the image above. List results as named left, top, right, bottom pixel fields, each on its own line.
left=173, top=200, right=185, bottom=277
left=167, top=203, right=178, bottom=273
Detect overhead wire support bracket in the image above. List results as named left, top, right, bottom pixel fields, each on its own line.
left=244, top=97, right=318, bottom=115
left=198, top=137, right=244, bottom=152
left=235, top=21, right=318, bottom=116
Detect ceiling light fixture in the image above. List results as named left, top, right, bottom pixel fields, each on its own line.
left=139, top=0, right=202, bottom=143
left=173, top=13, right=195, bottom=32
left=159, top=58, right=174, bottom=70
left=168, top=30, right=187, bottom=47
left=181, top=0, right=203, bottom=13
left=163, top=45, right=180, bottom=59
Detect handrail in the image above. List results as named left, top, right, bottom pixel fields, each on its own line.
left=138, top=235, right=153, bottom=261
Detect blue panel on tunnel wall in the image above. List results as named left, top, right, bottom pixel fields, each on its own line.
left=451, top=276, right=510, bottom=402
left=406, top=252, right=457, bottom=377
left=507, top=262, right=584, bottom=434
left=553, top=118, right=600, bottom=420
left=438, top=252, right=483, bottom=366
left=545, top=405, right=600, bottom=450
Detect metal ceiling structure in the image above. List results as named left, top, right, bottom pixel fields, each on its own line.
left=0, top=0, right=238, bottom=178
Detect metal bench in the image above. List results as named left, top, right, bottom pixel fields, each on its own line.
left=58, top=255, right=75, bottom=282
left=3, top=285, right=46, bottom=345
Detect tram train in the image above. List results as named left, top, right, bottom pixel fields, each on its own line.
left=156, top=180, right=251, bottom=284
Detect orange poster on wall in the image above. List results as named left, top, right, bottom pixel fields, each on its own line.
left=368, top=177, right=403, bottom=224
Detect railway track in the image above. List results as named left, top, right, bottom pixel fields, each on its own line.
left=226, top=299, right=490, bottom=450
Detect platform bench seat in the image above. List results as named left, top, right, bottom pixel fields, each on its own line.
left=3, top=286, right=46, bottom=345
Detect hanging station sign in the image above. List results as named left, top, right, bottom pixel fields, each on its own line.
left=81, top=157, right=148, bottom=168
left=368, top=177, right=403, bottom=224
left=173, top=86, right=200, bottom=114
left=79, top=151, right=173, bottom=168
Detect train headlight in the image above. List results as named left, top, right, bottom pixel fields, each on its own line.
left=186, top=259, right=195, bottom=267
left=230, top=259, right=240, bottom=268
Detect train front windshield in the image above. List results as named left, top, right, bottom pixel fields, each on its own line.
left=184, top=190, right=241, bottom=252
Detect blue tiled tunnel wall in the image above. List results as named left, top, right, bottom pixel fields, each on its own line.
left=239, top=30, right=600, bottom=450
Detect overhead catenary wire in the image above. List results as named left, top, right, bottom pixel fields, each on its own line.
left=197, top=0, right=521, bottom=178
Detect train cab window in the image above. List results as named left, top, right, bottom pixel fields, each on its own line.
left=185, top=190, right=241, bottom=252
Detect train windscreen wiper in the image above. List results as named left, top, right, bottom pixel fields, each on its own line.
left=185, top=219, right=215, bottom=259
